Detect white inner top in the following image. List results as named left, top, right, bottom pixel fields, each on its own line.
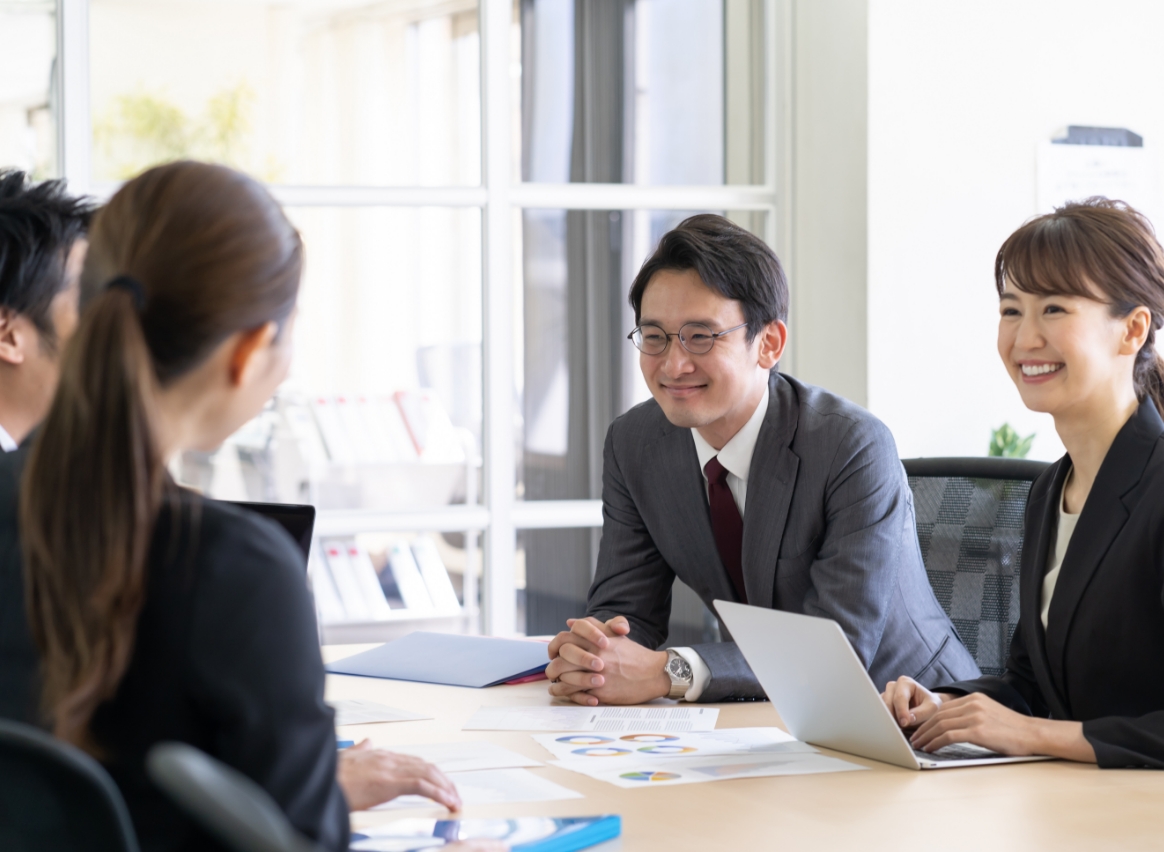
left=1041, top=473, right=1081, bottom=631
left=0, top=422, right=16, bottom=453
left=690, top=389, right=769, bottom=517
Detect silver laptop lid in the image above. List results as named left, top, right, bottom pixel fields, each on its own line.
left=714, top=600, right=920, bottom=769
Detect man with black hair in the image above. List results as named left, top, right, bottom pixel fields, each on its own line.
left=546, top=214, right=979, bottom=704
left=0, top=170, right=92, bottom=449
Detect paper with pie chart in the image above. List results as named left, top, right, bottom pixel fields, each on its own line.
left=535, top=728, right=866, bottom=788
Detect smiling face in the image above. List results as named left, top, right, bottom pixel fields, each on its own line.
left=638, top=268, right=786, bottom=448
left=997, top=278, right=1150, bottom=419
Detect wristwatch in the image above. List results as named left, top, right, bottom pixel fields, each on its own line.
left=664, top=649, right=693, bottom=700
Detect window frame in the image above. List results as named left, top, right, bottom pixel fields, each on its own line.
left=56, top=0, right=786, bottom=636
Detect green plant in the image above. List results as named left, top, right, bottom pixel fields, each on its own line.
left=93, top=82, right=283, bottom=181
left=988, top=423, right=1035, bottom=458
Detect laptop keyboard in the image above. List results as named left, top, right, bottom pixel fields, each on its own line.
left=913, top=743, right=1001, bottom=761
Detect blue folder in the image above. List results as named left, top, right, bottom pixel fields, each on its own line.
left=325, top=631, right=550, bottom=688
left=349, top=815, right=621, bottom=852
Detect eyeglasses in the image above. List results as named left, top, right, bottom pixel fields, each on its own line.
left=627, top=322, right=748, bottom=355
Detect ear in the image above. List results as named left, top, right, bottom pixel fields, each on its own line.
left=0, top=307, right=27, bottom=367
left=1121, top=306, right=1152, bottom=356
left=756, top=319, right=788, bottom=370
left=228, top=322, right=279, bottom=387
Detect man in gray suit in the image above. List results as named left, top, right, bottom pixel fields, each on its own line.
left=546, top=214, right=979, bottom=704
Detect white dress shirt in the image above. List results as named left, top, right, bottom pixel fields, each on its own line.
left=0, top=422, right=17, bottom=453
left=671, top=389, right=769, bottom=701
left=1041, top=474, right=1080, bottom=630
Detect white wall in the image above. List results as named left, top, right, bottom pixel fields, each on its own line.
left=788, top=0, right=868, bottom=406
left=868, top=0, right=1164, bottom=461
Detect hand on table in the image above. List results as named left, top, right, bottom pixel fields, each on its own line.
left=337, top=739, right=462, bottom=811
left=545, top=615, right=670, bottom=706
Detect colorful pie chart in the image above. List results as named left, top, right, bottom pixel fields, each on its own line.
left=572, top=746, right=632, bottom=757
left=619, top=771, right=682, bottom=782
left=636, top=744, right=697, bottom=755
left=619, top=733, right=679, bottom=743
left=555, top=735, right=613, bottom=745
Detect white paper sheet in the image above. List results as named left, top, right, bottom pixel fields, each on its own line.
left=549, top=750, right=865, bottom=789
left=331, top=699, right=430, bottom=727
left=463, top=705, right=719, bottom=732
left=379, top=741, right=542, bottom=773
left=372, top=768, right=583, bottom=810
left=531, top=727, right=814, bottom=762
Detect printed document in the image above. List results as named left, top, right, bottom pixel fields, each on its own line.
left=372, top=768, right=582, bottom=810
left=330, top=699, right=430, bottom=727
left=463, top=705, right=718, bottom=732
left=376, top=740, right=542, bottom=773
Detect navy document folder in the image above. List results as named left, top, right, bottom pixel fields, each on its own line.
left=325, top=631, right=550, bottom=688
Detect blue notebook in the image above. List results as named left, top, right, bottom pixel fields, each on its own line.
left=325, top=631, right=550, bottom=688
left=349, top=815, right=620, bottom=852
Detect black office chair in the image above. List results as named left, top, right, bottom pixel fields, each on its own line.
left=147, top=742, right=322, bottom=852
left=0, top=718, right=140, bottom=852
left=902, top=457, right=1049, bottom=676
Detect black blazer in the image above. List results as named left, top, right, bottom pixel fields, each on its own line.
left=945, top=399, right=1164, bottom=768
left=0, top=446, right=349, bottom=850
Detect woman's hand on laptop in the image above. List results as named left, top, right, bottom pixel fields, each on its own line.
left=882, top=676, right=952, bottom=728
left=338, top=739, right=462, bottom=811
left=884, top=680, right=1097, bottom=762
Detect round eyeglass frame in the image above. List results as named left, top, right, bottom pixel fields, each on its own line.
left=627, top=321, right=748, bottom=355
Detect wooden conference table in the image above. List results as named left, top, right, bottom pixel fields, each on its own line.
left=323, top=646, right=1164, bottom=851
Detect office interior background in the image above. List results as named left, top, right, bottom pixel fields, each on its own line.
left=3, top=0, right=1159, bottom=643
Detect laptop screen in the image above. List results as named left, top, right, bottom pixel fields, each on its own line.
left=228, top=501, right=316, bottom=569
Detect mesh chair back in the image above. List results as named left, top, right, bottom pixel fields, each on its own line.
left=903, top=457, right=1049, bottom=677
left=0, top=718, right=139, bottom=852
left=147, top=742, right=322, bottom=852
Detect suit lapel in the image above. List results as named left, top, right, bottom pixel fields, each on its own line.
left=1044, top=400, right=1164, bottom=692
left=641, top=419, right=738, bottom=604
left=1020, top=458, right=1070, bottom=717
left=741, top=375, right=800, bottom=608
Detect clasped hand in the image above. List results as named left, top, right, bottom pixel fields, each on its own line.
left=545, top=616, right=670, bottom=706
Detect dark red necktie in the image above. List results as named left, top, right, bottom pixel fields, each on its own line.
left=704, top=456, right=747, bottom=604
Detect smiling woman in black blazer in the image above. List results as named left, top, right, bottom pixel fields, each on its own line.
left=883, top=197, right=1164, bottom=768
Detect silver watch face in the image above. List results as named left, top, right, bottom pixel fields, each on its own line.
left=667, top=655, right=692, bottom=681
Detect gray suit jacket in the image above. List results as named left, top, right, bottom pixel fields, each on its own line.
left=586, top=372, right=980, bottom=702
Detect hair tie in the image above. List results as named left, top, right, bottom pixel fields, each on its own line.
left=107, top=275, right=147, bottom=311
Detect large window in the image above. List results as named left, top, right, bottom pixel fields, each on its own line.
left=11, top=0, right=780, bottom=640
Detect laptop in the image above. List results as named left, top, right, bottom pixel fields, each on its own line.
left=228, top=501, right=315, bottom=569
left=714, top=600, right=1054, bottom=769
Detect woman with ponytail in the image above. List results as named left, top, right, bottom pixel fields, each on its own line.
left=0, top=162, right=491, bottom=851
left=882, top=198, right=1164, bottom=768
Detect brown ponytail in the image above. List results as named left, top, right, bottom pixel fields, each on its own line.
left=995, top=197, right=1164, bottom=415
left=21, top=161, right=302, bottom=748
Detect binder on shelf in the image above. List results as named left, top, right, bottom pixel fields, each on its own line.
left=334, top=395, right=380, bottom=464
left=345, top=540, right=394, bottom=620
left=355, top=395, right=398, bottom=463
left=373, top=394, right=419, bottom=462
left=411, top=536, right=461, bottom=612
left=321, top=542, right=373, bottom=622
left=386, top=543, right=435, bottom=612
left=310, top=397, right=354, bottom=465
left=308, top=557, right=347, bottom=625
